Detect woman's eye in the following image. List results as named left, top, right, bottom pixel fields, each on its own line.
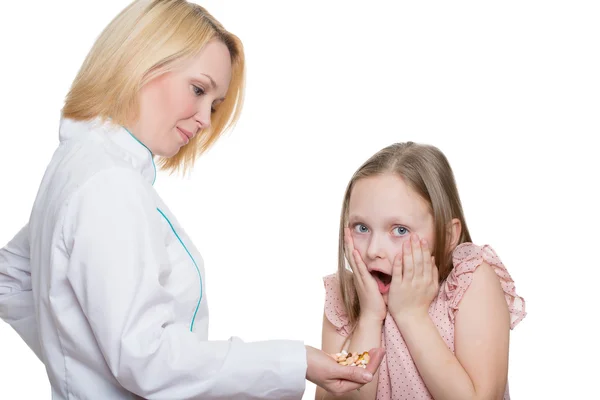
left=192, top=85, right=205, bottom=96
left=393, top=226, right=409, bottom=236
left=353, top=224, right=369, bottom=233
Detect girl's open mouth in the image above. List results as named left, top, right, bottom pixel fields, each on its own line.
left=370, top=270, right=392, bottom=294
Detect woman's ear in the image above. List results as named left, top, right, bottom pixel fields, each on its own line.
left=446, top=218, right=462, bottom=252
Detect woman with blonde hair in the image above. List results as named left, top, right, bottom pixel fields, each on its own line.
left=0, top=1, right=383, bottom=398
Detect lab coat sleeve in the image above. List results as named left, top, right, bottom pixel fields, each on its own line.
left=63, top=168, right=307, bottom=400
left=0, top=223, right=42, bottom=361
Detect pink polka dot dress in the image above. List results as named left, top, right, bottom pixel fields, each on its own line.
left=323, top=243, right=526, bottom=400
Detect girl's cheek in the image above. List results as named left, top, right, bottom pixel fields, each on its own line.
left=386, top=237, right=408, bottom=261
left=392, top=236, right=409, bottom=250
left=351, top=233, right=368, bottom=253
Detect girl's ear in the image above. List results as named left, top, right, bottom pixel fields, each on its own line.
left=446, top=218, right=462, bottom=252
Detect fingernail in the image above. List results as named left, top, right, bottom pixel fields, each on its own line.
left=411, top=234, right=418, bottom=243
left=421, top=238, right=427, bottom=246
left=362, top=372, right=373, bottom=381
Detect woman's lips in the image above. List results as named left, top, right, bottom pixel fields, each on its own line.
left=177, top=127, right=193, bottom=142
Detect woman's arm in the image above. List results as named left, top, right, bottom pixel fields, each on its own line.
left=0, top=224, right=42, bottom=361
left=316, top=313, right=382, bottom=400
left=64, top=168, right=307, bottom=400
left=393, top=262, right=510, bottom=400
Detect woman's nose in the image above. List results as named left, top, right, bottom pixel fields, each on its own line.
left=194, top=104, right=212, bottom=130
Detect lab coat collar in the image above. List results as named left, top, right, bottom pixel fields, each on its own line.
left=58, top=117, right=157, bottom=185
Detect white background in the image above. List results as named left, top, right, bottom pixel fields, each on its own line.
left=1, top=0, right=598, bottom=398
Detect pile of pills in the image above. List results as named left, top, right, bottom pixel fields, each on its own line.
left=331, top=350, right=370, bottom=368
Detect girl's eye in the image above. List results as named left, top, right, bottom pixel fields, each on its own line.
left=353, top=224, right=369, bottom=233
left=393, top=226, right=409, bottom=236
left=192, top=85, right=205, bottom=96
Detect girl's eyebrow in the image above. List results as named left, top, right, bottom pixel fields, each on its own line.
left=348, top=215, right=366, bottom=224
left=348, top=214, right=418, bottom=227
left=385, top=215, right=417, bottom=225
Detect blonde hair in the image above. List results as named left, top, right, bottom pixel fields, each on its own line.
left=337, top=142, right=472, bottom=329
left=62, top=0, right=245, bottom=174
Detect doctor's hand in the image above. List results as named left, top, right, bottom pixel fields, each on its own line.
left=305, top=345, right=384, bottom=395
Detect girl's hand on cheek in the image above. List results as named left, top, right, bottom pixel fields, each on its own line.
left=344, top=228, right=387, bottom=324
left=388, top=234, right=439, bottom=327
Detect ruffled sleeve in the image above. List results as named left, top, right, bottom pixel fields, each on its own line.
left=323, top=273, right=352, bottom=337
left=442, top=243, right=527, bottom=329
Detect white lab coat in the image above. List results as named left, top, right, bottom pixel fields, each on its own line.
left=0, top=118, right=307, bottom=399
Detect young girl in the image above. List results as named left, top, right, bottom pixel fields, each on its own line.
left=316, top=142, right=526, bottom=400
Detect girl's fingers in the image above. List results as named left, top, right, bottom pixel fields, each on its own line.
left=402, top=239, right=413, bottom=281
left=411, top=234, right=423, bottom=278
left=421, top=238, right=432, bottom=280
left=352, top=249, right=370, bottom=281
left=391, top=252, right=403, bottom=283
left=343, top=227, right=354, bottom=267
left=344, top=227, right=363, bottom=286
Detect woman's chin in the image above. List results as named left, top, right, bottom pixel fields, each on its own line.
left=156, top=146, right=181, bottom=158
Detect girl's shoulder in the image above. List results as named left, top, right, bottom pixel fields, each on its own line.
left=442, top=243, right=527, bottom=329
